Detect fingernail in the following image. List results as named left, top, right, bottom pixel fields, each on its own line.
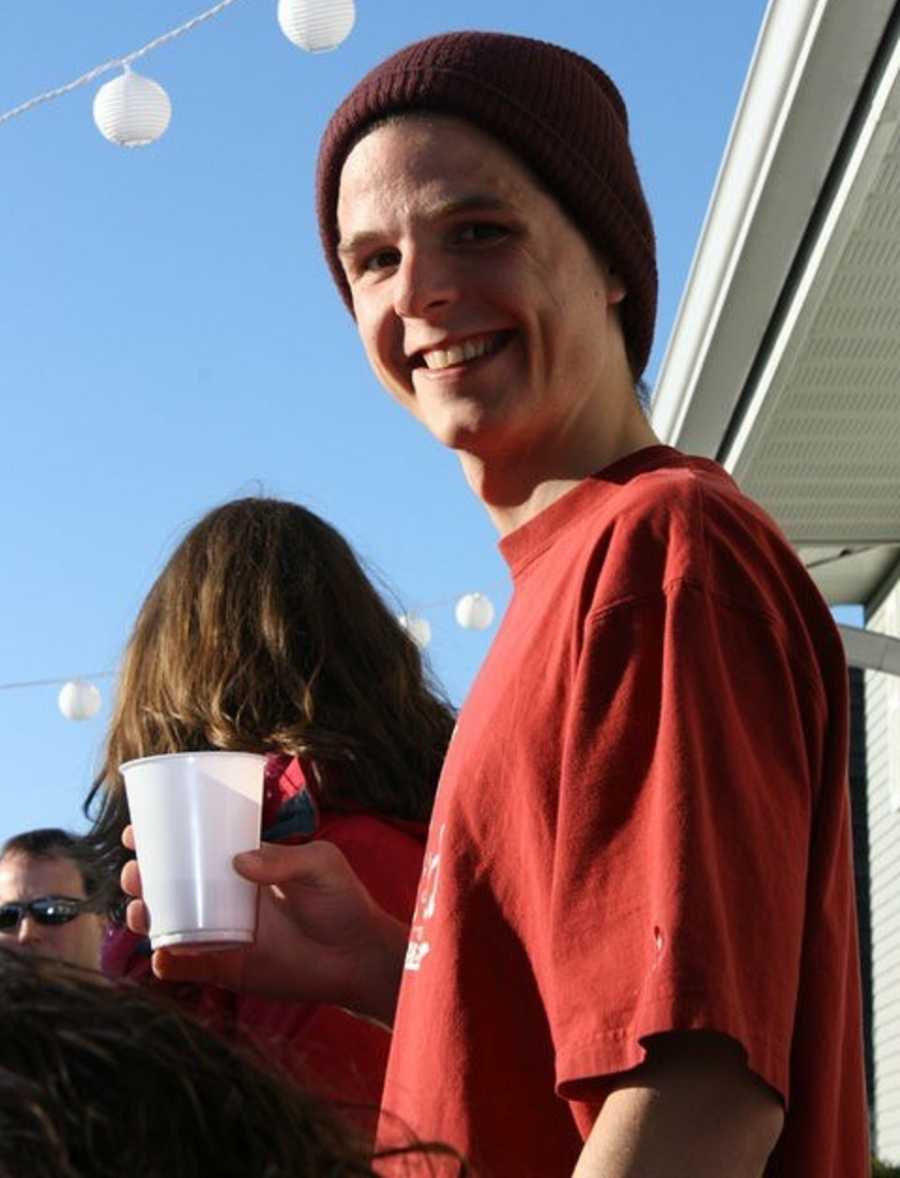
left=234, top=850, right=262, bottom=867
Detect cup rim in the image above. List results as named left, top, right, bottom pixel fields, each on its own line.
left=119, top=751, right=269, bottom=773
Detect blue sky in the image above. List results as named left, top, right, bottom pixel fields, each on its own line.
left=0, top=0, right=778, bottom=841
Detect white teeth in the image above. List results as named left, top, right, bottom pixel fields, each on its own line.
left=422, top=335, right=493, bottom=370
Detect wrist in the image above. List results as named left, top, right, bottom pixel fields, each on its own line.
left=347, top=905, right=407, bottom=1029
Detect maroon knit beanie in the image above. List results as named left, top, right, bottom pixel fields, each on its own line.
left=316, top=30, right=657, bottom=378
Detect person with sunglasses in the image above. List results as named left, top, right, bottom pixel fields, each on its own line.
left=0, top=828, right=105, bottom=971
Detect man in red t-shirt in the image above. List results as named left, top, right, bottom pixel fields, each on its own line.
left=125, top=31, right=869, bottom=1177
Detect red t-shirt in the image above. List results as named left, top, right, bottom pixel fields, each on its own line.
left=378, top=447, right=868, bottom=1177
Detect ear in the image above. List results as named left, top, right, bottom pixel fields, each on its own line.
left=606, top=270, right=627, bottom=306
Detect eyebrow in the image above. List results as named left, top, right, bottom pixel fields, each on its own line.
left=336, top=193, right=514, bottom=257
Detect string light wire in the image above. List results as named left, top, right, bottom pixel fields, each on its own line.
left=0, top=672, right=116, bottom=693
left=0, top=0, right=372, bottom=700
left=0, top=584, right=507, bottom=695
left=0, top=0, right=248, bottom=129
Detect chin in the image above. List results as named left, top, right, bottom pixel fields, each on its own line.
left=424, top=415, right=490, bottom=453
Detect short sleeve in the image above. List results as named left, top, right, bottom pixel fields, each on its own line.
left=544, top=578, right=822, bottom=1105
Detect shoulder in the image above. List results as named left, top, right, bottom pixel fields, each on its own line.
left=561, top=452, right=742, bottom=558
left=569, top=453, right=786, bottom=610
left=593, top=453, right=775, bottom=556
left=575, top=454, right=841, bottom=690
left=315, top=813, right=427, bottom=886
left=316, top=811, right=428, bottom=850
left=315, top=812, right=427, bottom=920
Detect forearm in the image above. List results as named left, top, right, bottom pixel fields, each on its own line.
left=573, top=1095, right=774, bottom=1178
left=572, top=1033, right=783, bottom=1178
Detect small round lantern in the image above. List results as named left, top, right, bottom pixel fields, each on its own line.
left=276, top=0, right=356, bottom=52
left=93, top=66, right=172, bottom=147
left=58, top=680, right=102, bottom=722
left=398, top=612, right=432, bottom=650
left=455, top=593, right=495, bottom=631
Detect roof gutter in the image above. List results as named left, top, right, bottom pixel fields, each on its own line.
left=838, top=624, right=900, bottom=677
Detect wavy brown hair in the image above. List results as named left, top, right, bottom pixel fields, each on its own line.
left=84, top=497, right=454, bottom=902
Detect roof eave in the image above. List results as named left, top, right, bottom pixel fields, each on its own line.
left=650, top=0, right=896, bottom=455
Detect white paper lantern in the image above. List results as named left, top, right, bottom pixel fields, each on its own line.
left=277, top=0, right=356, bottom=52
left=455, top=592, right=495, bottom=631
left=58, top=680, right=102, bottom=722
left=93, top=66, right=172, bottom=148
left=398, top=612, right=432, bottom=649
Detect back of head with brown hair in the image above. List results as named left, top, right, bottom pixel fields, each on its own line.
left=84, top=497, right=455, bottom=896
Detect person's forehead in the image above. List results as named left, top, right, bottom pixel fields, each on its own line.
left=0, top=853, right=85, bottom=902
left=338, top=114, right=543, bottom=221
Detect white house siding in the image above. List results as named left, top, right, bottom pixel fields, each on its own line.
left=865, top=576, right=900, bottom=1161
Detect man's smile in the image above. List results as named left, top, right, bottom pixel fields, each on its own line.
left=411, top=330, right=516, bottom=374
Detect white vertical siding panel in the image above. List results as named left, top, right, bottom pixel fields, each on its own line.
left=866, top=581, right=900, bottom=1161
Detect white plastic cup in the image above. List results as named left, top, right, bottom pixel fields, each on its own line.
left=121, top=751, right=267, bottom=950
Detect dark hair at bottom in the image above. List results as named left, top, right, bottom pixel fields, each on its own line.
left=0, top=947, right=467, bottom=1178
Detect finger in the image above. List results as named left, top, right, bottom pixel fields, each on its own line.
left=125, top=898, right=150, bottom=936
left=151, top=946, right=244, bottom=990
left=234, top=839, right=345, bottom=886
left=121, top=859, right=142, bottom=898
left=122, top=825, right=136, bottom=851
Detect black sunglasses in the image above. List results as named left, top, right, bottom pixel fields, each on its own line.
left=0, top=895, right=90, bottom=931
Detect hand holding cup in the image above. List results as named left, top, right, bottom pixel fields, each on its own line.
left=121, top=825, right=409, bottom=1026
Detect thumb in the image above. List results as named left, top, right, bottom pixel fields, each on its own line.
left=233, top=840, right=334, bottom=886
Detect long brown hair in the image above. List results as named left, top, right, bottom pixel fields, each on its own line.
left=85, top=498, right=454, bottom=896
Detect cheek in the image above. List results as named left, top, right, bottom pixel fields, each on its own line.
left=352, top=296, right=384, bottom=358
left=355, top=305, right=408, bottom=391
left=59, top=923, right=87, bottom=951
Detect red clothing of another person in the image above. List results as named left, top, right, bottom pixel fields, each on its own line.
left=378, top=446, right=868, bottom=1178
left=105, top=755, right=426, bottom=1110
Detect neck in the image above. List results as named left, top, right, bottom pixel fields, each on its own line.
left=459, top=403, right=661, bottom=536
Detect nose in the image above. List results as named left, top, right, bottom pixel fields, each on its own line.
left=393, top=245, right=459, bottom=320
left=17, top=914, right=42, bottom=947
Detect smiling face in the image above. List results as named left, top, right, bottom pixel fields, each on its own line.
left=336, top=115, right=632, bottom=473
left=0, top=853, right=105, bottom=971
